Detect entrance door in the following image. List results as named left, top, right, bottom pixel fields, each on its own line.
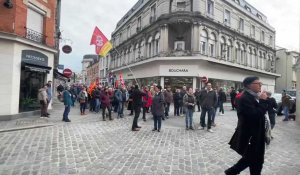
left=164, top=77, right=193, bottom=92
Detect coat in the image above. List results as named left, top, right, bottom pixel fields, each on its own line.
left=228, top=90, right=268, bottom=164
left=164, top=90, right=173, bottom=103
left=132, top=88, right=146, bottom=109
left=151, top=92, right=165, bottom=116
left=100, top=92, right=111, bottom=108
left=199, top=90, right=217, bottom=108
left=63, top=90, right=72, bottom=106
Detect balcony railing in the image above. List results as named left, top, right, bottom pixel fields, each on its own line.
left=25, top=27, right=46, bottom=44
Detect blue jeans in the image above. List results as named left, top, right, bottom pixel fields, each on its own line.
left=95, top=99, right=100, bottom=113
left=153, top=115, right=162, bottom=130
left=283, top=106, right=289, bottom=120
left=185, top=108, right=194, bottom=128
left=200, top=107, right=213, bottom=129
left=63, top=105, right=70, bottom=121
left=118, top=102, right=124, bottom=117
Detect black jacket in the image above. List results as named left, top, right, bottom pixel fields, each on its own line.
left=218, top=91, right=227, bottom=103
left=267, top=97, right=277, bottom=115
left=199, top=90, right=217, bottom=108
left=229, top=91, right=268, bottom=164
left=132, top=88, right=146, bottom=108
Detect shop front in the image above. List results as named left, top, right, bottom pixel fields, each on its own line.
left=19, top=50, right=52, bottom=112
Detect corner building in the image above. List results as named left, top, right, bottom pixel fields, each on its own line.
left=0, top=0, right=59, bottom=119
left=109, top=0, right=279, bottom=91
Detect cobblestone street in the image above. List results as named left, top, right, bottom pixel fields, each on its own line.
left=0, top=103, right=299, bottom=175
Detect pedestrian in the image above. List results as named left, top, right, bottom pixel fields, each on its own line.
left=198, top=83, right=217, bottom=132
left=225, top=76, right=268, bottom=175
left=46, top=81, right=52, bottom=115
left=179, top=86, right=187, bottom=116
left=38, top=85, right=49, bottom=118
left=115, top=86, right=123, bottom=118
left=131, top=85, right=146, bottom=131
left=100, top=88, right=113, bottom=121
left=142, top=86, right=152, bottom=121
left=70, top=85, right=77, bottom=107
left=218, top=88, right=227, bottom=116
left=163, top=86, right=173, bottom=119
left=194, top=88, right=201, bottom=112
left=234, top=89, right=243, bottom=110
left=78, top=87, right=88, bottom=115
left=127, top=86, right=134, bottom=115
left=211, top=88, right=219, bottom=127
left=62, top=85, right=72, bottom=122
left=92, top=87, right=101, bottom=113
left=230, top=87, right=237, bottom=110
left=151, top=85, right=165, bottom=132
left=173, top=89, right=181, bottom=116
left=183, top=87, right=196, bottom=130
left=281, top=91, right=291, bottom=121
left=266, top=91, right=277, bottom=139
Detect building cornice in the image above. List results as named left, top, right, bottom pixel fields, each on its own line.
left=0, top=32, right=57, bottom=53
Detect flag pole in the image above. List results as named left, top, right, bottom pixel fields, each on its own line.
left=113, top=48, right=140, bottom=88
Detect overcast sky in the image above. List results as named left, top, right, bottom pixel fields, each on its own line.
left=59, top=0, right=300, bottom=73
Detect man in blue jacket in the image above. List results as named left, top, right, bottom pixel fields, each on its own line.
left=63, top=85, right=72, bottom=122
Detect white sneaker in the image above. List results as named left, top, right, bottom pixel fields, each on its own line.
left=207, top=129, right=214, bottom=133
left=220, top=113, right=224, bottom=116
left=198, top=126, right=204, bottom=130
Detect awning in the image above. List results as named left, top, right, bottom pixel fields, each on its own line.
left=54, top=69, right=69, bottom=81
left=23, top=62, right=52, bottom=73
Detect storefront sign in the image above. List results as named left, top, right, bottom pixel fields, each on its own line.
left=169, top=69, right=188, bottom=72
left=21, top=50, right=48, bottom=66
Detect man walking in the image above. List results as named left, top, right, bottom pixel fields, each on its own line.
left=198, top=83, right=217, bottom=132
left=281, top=91, right=291, bottom=121
left=164, top=86, right=173, bottom=119
left=230, top=87, right=237, bottom=110
left=62, top=86, right=72, bottom=122
left=131, top=85, right=146, bottom=131
left=225, top=76, right=268, bottom=175
left=218, top=88, right=227, bottom=115
left=151, top=85, right=165, bottom=132
left=194, top=88, right=201, bottom=112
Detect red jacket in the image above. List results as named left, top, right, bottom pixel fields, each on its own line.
left=142, top=91, right=153, bottom=107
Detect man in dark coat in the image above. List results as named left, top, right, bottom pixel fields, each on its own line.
left=230, top=87, right=237, bottom=110
left=225, top=76, right=268, bottom=175
left=131, top=85, right=146, bottom=131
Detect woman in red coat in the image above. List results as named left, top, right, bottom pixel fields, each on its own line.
left=100, top=88, right=112, bottom=121
left=142, top=86, right=153, bottom=121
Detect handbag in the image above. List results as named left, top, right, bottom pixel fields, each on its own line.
left=80, top=99, right=86, bottom=103
left=265, top=115, right=272, bottom=145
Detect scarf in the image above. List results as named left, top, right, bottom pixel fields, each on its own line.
left=245, top=88, right=259, bottom=100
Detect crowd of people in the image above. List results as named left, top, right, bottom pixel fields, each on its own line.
left=36, top=76, right=297, bottom=174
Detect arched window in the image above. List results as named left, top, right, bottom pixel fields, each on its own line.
left=135, top=43, right=139, bottom=61
left=154, top=32, right=160, bottom=55
left=140, top=40, right=145, bottom=59
left=227, top=39, right=232, bottom=61
left=252, top=49, right=257, bottom=68
left=241, top=44, right=245, bottom=65
left=262, top=52, right=266, bottom=70
left=258, top=51, right=262, bottom=69
left=209, top=32, right=216, bottom=57
left=235, top=42, right=240, bottom=63
left=247, top=47, right=252, bottom=66
left=220, top=36, right=226, bottom=59
left=200, top=29, right=208, bottom=55
left=147, top=36, right=153, bottom=58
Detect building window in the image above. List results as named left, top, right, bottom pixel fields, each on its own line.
left=261, top=30, right=265, bottom=42
left=241, top=45, right=245, bottom=65
left=235, top=42, right=240, bottom=63
left=137, top=16, right=142, bottom=32
left=224, top=9, right=231, bottom=25
left=239, top=18, right=244, bottom=32
left=269, top=36, right=273, bottom=46
left=207, top=0, right=214, bottom=16
left=26, top=8, right=45, bottom=43
left=258, top=51, right=262, bottom=69
left=227, top=40, right=232, bottom=61
left=251, top=25, right=255, bottom=38
left=154, top=32, right=160, bottom=55
left=175, top=41, right=185, bottom=51
left=127, top=26, right=131, bottom=39
left=247, top=47, right=252, bottom=66
left=150, top=4, right=156, bottom=23
left=245, top=5, right=251, bottom=12
left=220, top=37, right=226, bottom=59
left=177, top=1, right=186, bottom=11
left=252, top=49, right=257, bottom=68
left=209, top=33, right=216, bottom=57
left=147, top=37, right=153, bottom=57
left=200, top=30, right=208, bottom=55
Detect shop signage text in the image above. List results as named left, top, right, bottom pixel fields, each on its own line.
left=169, top=69, right=188, bottom=72
left=21, top=50, right=48, bottom=67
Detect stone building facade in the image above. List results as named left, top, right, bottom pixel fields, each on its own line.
left=109, top=0, right=279, bottom=91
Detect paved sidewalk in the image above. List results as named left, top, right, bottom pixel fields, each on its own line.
left=0, top=103, right=299, bottom=175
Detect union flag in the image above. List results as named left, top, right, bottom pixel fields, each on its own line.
left=90, top=26, right=113, bottom=57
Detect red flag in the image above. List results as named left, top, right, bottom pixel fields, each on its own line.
left=90, top=26, right=112, bottom=57
left=120, top=71, right=125, bottom=88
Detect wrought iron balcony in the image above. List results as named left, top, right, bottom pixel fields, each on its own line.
left=24, top=27, right=46, bottom=44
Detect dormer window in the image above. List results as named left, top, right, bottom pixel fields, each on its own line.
left=177, top=1, right=186, bottom=10
left=256, top=13, right=262, bottom=20
left=245, top=5, right=251, bottom=12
